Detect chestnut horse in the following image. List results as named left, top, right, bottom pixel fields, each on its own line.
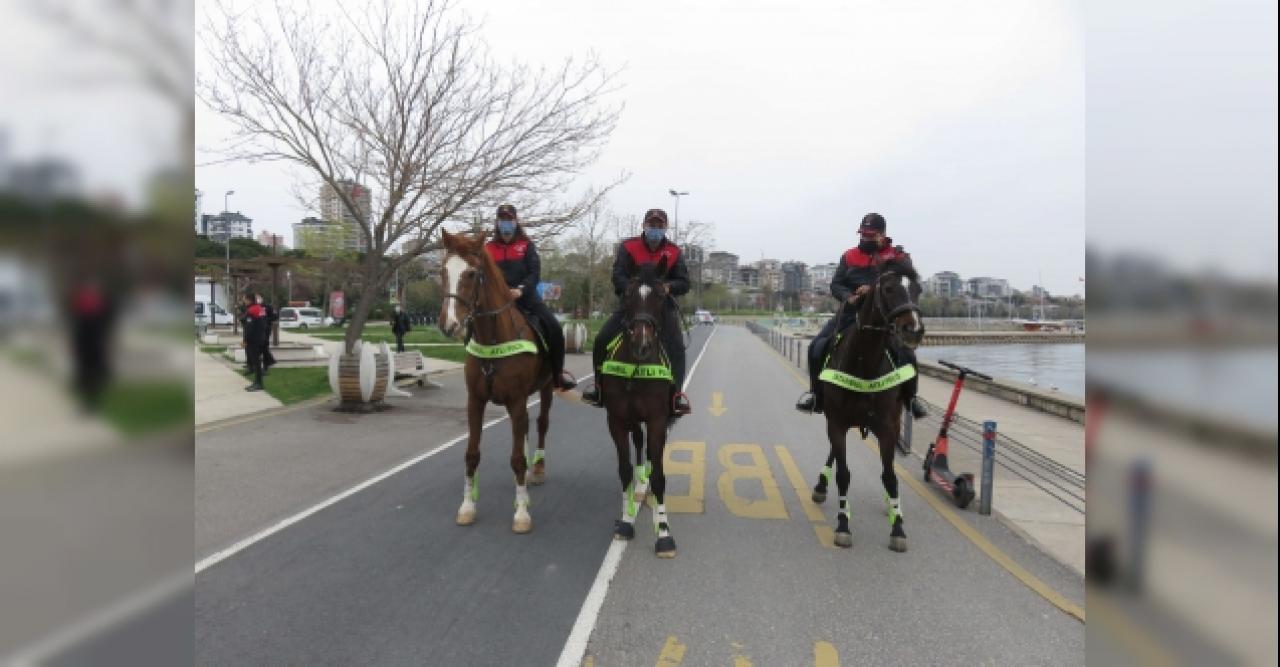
left=817, top=259, right=924, bottom=551
left=438, top=230, right=555, bottom=534
left=601, top=256, right=678, bottom=557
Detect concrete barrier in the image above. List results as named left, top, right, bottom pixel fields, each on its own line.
left=915, top=360, right=1085, bottom=424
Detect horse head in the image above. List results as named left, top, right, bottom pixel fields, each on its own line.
left=869, top=257, right=925, bottom=349
left=621, top=255, right=669, bottom=361
left=438, top=229, right=493, bottom=339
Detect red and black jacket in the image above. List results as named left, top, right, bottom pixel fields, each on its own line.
left=611, top=236, right=691, bottom=299
left=830, top=238, right=910, bottom=302
left=241, top=303, right=268, bottom=344
left=484, top=231, right=542, bottom=303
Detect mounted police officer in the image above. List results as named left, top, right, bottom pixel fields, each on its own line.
left=796, top=212, right=928, bottom=418
left=582, top=208, right=692, bottom=416
left=484, top=204, right=576, bottom=390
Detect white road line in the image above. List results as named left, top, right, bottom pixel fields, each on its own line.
left=195, top=374, right=594, bottom=574
left=554, top=325, right=718, bottom=667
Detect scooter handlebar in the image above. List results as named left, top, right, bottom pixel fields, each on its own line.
left=938, top=359, right=993, bottom=381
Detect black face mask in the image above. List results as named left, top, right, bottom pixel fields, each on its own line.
left=858, top=237, right=879, bottom=254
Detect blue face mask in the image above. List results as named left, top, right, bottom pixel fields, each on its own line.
left=643, top=228, right=665, bottom=244
left=497, top=221, right=516, bottom=237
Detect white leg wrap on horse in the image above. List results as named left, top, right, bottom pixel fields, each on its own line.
left=458, top=475, right=477, bottom=519
left=886, top=493, right=902, bottom=523
left=652, top=503, right=671, bottom=537
left=514, top=483, right=531, bottom=520
left=839, top=496, right=851, bottom=519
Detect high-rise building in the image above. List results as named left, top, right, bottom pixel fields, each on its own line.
left=201, top=211, right=253, bottom=241
left=926, top=271, right=965, bottom=298
left=256, top=231, right=287, bottom=249
left=319, top=179, right=372, bottom=252
left=967, top=276, right=1011, bottom=298
left=293, top=216, right=347, bottom=255
left=781, top=261, right=810, bottom=293
left=706, top=251, right=740, bottom=285
left=809, top=262, right=839, bottom=294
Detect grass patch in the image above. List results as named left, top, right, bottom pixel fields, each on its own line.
left=420, top=345, right=467, bottom=364
left=310, top=328, right=455, bottom=345
left=199, top=345, right=227, bottom=355
left=250, top=366, right=332, bottom=405
left=99, top=381, right=193, bottom=436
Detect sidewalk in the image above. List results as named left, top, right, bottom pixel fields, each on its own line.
left=0, top=355, right=120, bottom=467
left=916, top=373, right=1086, bottom=576
left=194, top=346, right=283, bottom=426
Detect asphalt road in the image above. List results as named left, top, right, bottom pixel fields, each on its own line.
left=195, top=324, right=1085, bottom=666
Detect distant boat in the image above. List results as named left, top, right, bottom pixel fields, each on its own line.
left=1014, top=318, right=1070, bottom=332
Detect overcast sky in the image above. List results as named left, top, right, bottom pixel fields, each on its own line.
left=192, top=0, right=1088, bottom=294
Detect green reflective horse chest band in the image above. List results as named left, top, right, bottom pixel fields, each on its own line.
left=465, top=339, right=538, bottom=358
left=601, top=360, right=673, bottom=381
left=819, top=364, right=916, bottom=393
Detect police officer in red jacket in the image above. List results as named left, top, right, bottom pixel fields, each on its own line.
left=582, top=209, right=692, bottom=416
left=485, top=204, right=576, bottom=390
left=796, top=213, right=927, bottom=418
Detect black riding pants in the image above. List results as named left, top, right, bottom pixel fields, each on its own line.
left=522, top=298, right=566, bottom=376
left=245, top=341, right=264, bottom=385
left=592, top=306, right=686, bottom=390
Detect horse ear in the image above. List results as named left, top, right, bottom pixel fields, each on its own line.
left=656, top=255, right=669, bottom=278
left=440, top=229, right=454, bottom=250
left=624, top=252, right=638, bottom=278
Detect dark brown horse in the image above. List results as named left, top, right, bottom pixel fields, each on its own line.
left=438, top=230, right=555, bottom=533
left=601, top=256, right=678, bottom=557
left=818, top=258, right=924, bottom=551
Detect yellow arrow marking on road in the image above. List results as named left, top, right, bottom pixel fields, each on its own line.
left=709, top=391, right=727, bottom=416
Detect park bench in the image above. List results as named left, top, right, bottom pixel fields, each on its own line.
left=393, top=350, right=441, bottom=388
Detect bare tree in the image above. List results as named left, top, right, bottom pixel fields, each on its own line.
left=199, top=0, right=622, bottom=352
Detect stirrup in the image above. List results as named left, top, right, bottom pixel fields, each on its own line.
left=908, top=397, right=928, bottom=419
left=672, top=392, right=691, bottom=416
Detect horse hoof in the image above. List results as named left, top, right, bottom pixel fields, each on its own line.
left=834, top=531, right=853, bottom=549
left=613, top=520, right=635, bottom=541
left=456, top=510, right=476, bottom=526
left=528, top=471, right=545, bottom=486
left=889, top=536, right=908, bottom=553
left=655, top=536, right=677, bottom=558
left=811, top=489, right=827, bottom=504
left=512, top=517, right=532, bottom=534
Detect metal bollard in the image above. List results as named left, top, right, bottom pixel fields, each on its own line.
left=979, top=421, right=997, bottom=515
left=1127, top=458, right=1152, bottom=593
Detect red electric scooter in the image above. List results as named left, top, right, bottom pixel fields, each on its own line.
left=922, top=359, right=992, bottom=509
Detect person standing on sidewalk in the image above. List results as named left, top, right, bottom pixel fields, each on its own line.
left=241, top=291, right=268, bottom=392
left=257, top=293, right=277, bottom=375
left=391, top=304, right=411, bottom=353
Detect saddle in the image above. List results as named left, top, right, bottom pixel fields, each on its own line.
left=516, top=305, right=551, bottom=354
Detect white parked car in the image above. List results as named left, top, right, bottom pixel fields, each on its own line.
left=279, top=306, right=327, bottom=329
left=693, top=309, right=715, bottom=325
left=195, top=301, right=235, bottom=326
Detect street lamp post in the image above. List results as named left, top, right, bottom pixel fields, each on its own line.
left=668, top=189, right=688, bottom=245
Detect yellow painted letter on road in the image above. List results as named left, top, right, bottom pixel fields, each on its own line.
left=717, top=444, right=788, bottom=519
left=663, top=441, right=705, bottom=514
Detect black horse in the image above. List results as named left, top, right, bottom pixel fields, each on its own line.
left=600, top=256, right=679, bottom=558
left=814, top=259, right=924, bottom=551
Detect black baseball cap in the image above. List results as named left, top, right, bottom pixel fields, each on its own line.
left=643, top=209, right=669, bottom=226
left=858, top=212, right=886, bottom=234
left=496, top=204, right=517, bottom=219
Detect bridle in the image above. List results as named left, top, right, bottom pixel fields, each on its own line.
left=858, top=271, right=924, bottom=346
left=624, top=282, right=665, bottom=360
left=444, top=253, right=520, bottom=345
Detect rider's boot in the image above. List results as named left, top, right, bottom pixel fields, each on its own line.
left=581, top=369, right=603, bottom=406
left=554, top=369, right=577, bottom=390
left=795, top=390, right=823, bottom=414
left=902, top=369, right=927, bottom=418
